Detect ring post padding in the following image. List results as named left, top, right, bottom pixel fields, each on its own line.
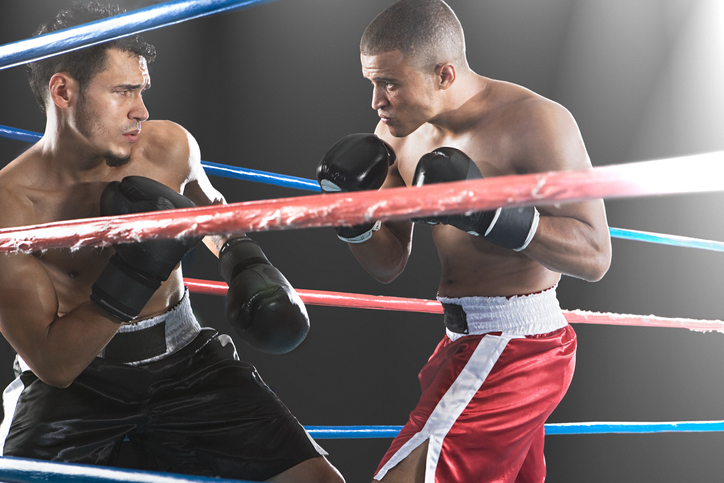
left=0, top=0, right=278, bottom=71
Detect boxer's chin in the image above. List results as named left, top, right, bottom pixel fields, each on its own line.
left=104, top=152, right=131, bottom=168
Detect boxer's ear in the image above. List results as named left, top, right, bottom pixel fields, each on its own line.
left=437, top=63, right=456, bottom=90
left=48, top=73, right=79, bottom=109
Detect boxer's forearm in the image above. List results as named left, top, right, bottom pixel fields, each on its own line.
left=348, top=218, right=413, bottom=283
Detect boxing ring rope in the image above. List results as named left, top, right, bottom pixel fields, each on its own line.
left=2, top=420, right=724, bottom=483
left=3, top=124, right=724, bottom=250
left=306, top=420, right=724, bottom=438
left=0, top=0, right=278, bottom=71
left=0, top=125, right=318, bottom=191
left=184, top=278, right=724, bottom=332
left=2, top=152, right=724, bottom=253
left=0, top=125, right=40, bottom=144
left=1, top=418, right=724, bottom=483
left=0, top=150, right=718, bottom=437
left=0, top=456, right=260, bottom=483
left=2, top=4, right=724, bottom=482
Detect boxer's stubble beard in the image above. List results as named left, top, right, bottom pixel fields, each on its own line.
left=76, top=91, right=132, bottom=168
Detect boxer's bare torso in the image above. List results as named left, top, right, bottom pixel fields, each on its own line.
left=0, top=49, right=221, bottom=386
left=0, top=120, right=208, bottom=316
left=355, top=50, right=611, bottom=298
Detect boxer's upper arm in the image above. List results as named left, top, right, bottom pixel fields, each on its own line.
left=0, top=251, right=60, bottom=365
left=176, top=126, right=230, bottom=257
left=180, top=127, right=226, bottom=206
left=513, top=100, right=592, bottom=173
left=511, top=100, right=604, bottom=222
left=0, top=189, right=59, bottom=359
left=508, top=99, right=611, bottom=279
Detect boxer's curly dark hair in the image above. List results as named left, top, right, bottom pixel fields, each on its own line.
left=27, top=1, right=157, bottom=113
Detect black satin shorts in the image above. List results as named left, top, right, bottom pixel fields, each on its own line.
left=2, top=329, right=324, bottom=481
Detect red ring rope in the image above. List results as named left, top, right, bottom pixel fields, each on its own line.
left=184, top=279, right=724, bottom=333
left=1, top=153, right=723, bottom=253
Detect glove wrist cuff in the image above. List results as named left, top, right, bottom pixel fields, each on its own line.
left=483, top=206, right=539, bottom=250
left=91, top=255, right=161, bottom=323
left=219, top=236, right=271, bottom=283
left=337, top=220, right=381, bottom=244
left=513, top=207, right=540, bottom=251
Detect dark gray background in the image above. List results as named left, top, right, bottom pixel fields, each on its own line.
left=2, top=0, right=724, bottom=481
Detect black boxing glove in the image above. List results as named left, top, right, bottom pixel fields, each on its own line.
left=91, top=176, right=203, bottom=322
left=412, top=147, right=539, bottom=251
left=219, top=236, right=309, bottom=354
left=316, top=133, right=395, bottom=243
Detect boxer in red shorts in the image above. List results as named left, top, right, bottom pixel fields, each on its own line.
left=375, top=289, right=576, bottom=482
left=316, top=1, right=611, bottom=481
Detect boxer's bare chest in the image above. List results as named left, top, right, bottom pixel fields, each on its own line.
left=25, top=181, right=114, bottom=306
left=18, top=157, right=183, bottom=281
left=387, top=119, right=547, bottom=297
left=394, top=126, right=513, bottom=186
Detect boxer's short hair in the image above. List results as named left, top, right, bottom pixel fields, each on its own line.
left=360, top=0, right=467, bottom=71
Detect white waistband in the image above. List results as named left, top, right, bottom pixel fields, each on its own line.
left=437, top=286, right=568, bottom=341
left=98, top=289, right=201, bottom=365
left=15, top=291, right=202, bottom=374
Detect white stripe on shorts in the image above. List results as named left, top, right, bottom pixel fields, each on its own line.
left=0, top=377, right=24, bottom=456
left=374, top=332, right=523, bottom=482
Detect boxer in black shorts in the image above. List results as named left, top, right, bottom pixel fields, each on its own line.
left=2, top=291, right=326, bottom=480
left=0, top=3, right=343, bottom=482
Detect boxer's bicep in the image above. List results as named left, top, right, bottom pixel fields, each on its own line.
left=0, top=252, right=59, bottom=360
left=179, top=129, right=232, bottom=257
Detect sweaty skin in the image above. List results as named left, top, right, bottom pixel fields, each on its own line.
left=0, top=48, right=343, bottom=483
left=352, top=50, right=612, bottom=299
left=0, top=49, right=225, bottom=389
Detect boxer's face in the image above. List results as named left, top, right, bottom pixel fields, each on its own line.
left=362, top=50, right=438, bottom=137
left=73, top=48, right=151, bottom=167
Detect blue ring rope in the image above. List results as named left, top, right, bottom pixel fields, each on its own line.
left=544, top=420, right=724, bottom=435
left=305, top=421, right=724, bottom=438
left=3, top=125, right=724, bottom=249
left=0, top=125, right=319, bottom=192
left=0, top=125, right=40, bottom=144
left=0, top=456, right=259, bottom=483
left=0, top=6, right=720, bottom=479
left=201, top=159, right=320, bottom=191
left=0, top=0, right=277, bottom=71
left=0, top=422, right=720, bottom=483
left=609, top=227, right=724, bottom=252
